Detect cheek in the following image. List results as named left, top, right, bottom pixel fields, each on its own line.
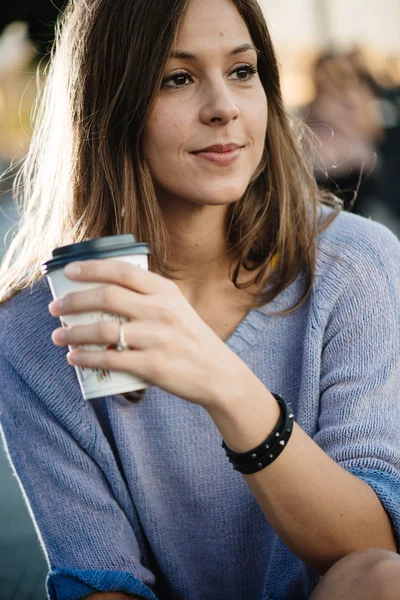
left=145, top=108, right=185, bottom=155
left=253, top=92, right=268, bottom=132
left=143, top=108, right=190, bottom=188
left=251, top=96, right=268, bottom=155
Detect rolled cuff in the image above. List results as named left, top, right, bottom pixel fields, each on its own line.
left=347, top=466, right=400, bottom=552
left=47, top=567, right=159, bottom=600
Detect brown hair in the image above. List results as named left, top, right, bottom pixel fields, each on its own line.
left=0, top=0, right=340, bottom=400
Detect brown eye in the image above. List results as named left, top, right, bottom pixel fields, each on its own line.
left=230, top=65, right=258, bottom=81
left=163, top=72, right=193, bottom=89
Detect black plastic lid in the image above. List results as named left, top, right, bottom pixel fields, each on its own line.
left=41, top=234, right=151, bottom=276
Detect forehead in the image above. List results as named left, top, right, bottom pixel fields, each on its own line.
left=175, top=0, right=252, bottom=51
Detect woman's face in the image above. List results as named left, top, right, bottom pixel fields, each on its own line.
left=143, top=0, right=268, bottom=208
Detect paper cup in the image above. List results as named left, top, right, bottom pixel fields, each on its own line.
left=41, top=235, right=152, bottom=400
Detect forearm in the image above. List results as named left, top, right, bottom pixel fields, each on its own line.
left=207, top=374, right=397, bottom=574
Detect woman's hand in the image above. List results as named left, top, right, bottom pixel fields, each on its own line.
left=48, top=258, right=252, bottom=409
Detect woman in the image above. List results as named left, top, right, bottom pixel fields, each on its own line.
left=0, top=0, right=399, bottom=599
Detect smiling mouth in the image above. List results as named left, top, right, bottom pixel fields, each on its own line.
left=191, top=147, right=243, bottom=166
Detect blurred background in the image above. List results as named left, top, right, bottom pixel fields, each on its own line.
left=262, top=0, right=400, bottom=233
left=0, top=1, right=399, bottom=598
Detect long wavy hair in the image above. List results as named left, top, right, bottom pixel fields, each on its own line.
left=0, top=0, right=339, bottom=315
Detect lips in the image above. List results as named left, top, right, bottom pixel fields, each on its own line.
left=191, top=144, right=243, bottom=166
left=192, top=143, right=243, bottom=154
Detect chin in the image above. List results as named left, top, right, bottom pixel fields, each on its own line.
left=186, top=193, right=243, bottom=207
left=190, top=182, right=250, bottom=205
left=156, top=178, right=251, bottom=207
left=202, top=195, right=242, bottom=206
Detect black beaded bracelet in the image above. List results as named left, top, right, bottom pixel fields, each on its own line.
left=222, top=393, right=294, bottom=475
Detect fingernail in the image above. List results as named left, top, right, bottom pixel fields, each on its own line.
left=67, top=351, right=81, bottom=364
left=53, top=329, right=66, bottom=343
left=49, top=298, right=63, bottom=314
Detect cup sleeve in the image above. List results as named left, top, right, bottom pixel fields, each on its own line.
left=314, top=241, right=400, bottom=549
left=0, top=353, right=159, bottom=600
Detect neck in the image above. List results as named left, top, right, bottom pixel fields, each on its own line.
left=161, top=199, right=234, bottom=293
left=158, top=194, right=269, bottom=306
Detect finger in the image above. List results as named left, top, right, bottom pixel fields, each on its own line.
left=52, top=320, right=165, bottom=350
left=67, top=347, right=154, bottom=383
left=64, top=258, right=177, bottom=295
left=48, top=284, right=162, bottom=320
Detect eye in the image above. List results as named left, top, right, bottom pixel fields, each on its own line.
left=230, top=64, right=258, bottom=81
left=162, top=64, right=258, bottom=90
left=162, top=71, right=193, bottom=89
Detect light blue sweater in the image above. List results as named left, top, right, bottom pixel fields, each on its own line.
left=0, top=208, right=400, bottom=600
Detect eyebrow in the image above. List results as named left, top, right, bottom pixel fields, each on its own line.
left=170, top=43, right=260, bottom=61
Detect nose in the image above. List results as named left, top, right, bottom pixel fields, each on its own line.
left=199, top=75, right=240, bottom=126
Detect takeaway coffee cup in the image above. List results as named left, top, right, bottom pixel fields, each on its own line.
left=41, top=235, right=152, bottom=400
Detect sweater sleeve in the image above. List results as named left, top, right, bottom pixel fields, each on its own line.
left=0, top=353, right=159, bottom=600
left=314, top=224, right=400, bottom=548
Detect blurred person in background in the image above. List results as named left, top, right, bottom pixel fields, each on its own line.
left=347, top=48, right=400, bottom=222
left=303, top=51, right=384, bottom=217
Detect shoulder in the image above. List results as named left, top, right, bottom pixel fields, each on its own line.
left=318, top=206, right=400, bottom=266
left=313, top=206, right=400, bottom=310
left=0, top=276, right=91, bottom=432
left=0, top=276, right=53, bottom=335
left=0, top=277, right=60, bottom=373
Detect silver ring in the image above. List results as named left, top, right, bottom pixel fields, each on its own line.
left=116, top=323, right=130, bottom=351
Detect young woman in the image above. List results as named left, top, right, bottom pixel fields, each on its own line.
left=0, top=1, right=399, bottom=599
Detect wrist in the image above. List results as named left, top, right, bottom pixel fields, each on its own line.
left=222, top=393, right=294, bottom=474
left=206, top=370, right=281, bottom=454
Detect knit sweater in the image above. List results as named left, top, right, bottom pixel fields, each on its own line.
left=0, top=208, right=400, bottom=600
